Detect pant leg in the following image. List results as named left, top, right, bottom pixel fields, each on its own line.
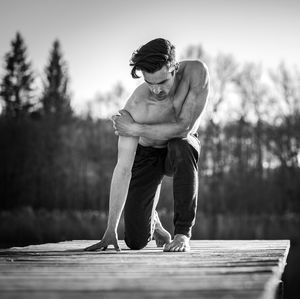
left=164, top=134, right=201, bottom=238
left=124, top=144, right=166, bottom=250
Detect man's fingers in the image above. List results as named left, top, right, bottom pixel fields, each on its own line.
left=118, top=109, right=131, bottom=117
left=84, top=244, right=97, bottom=251
left=114, top=241, right=121, bottom=252
left=84, top=242, right=99, bottom=251
left=84, top=240, right=106, bottom=251
left=85, top=242, right=120, bottom=252
left=111, top=115, right=120, bottom=122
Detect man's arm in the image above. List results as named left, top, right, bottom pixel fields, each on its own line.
left=84, top=135, right=138, bottom=251
left=136, top=62, right=209, bottom=139
left=114, top=61, right=209, bottom=140
left=107, top=136, right=138, bottom=230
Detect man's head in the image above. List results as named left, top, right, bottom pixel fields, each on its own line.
left=130, top=38, right=179, bottom=99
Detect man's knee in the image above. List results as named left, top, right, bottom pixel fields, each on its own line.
left=124, top=210, right=151, bottom=250
left=124, top=235, right=149, bottom=250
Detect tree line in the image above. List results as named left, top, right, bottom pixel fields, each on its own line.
left=0, top=32, right=72, bottom=119
left=0, top=33, right=299, bottom=214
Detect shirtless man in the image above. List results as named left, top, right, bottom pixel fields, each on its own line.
left=84, top=38, right=209, bottom=252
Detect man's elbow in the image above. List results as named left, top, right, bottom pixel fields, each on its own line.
left=115, top=162, right=133, bottom=177
left=176, top=121, right=191, bottom=138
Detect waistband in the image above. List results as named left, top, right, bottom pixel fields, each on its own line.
left=136, top=133, right=199, bottom=155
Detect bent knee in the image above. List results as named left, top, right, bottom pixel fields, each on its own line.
left=124, top=235, right=149, bottom=250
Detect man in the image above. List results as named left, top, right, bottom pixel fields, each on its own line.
left=85, top=38, right=209, bottom=252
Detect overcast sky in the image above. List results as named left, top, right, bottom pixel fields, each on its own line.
left=0, top=0, right=299, bottom=112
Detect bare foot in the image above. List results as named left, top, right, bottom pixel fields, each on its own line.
left=152, top=211, right=171, bottom=247
left=163, top=234, right=190, bottom=252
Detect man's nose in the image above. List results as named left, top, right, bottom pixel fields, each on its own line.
left=152, top=85, right=161, bottom=94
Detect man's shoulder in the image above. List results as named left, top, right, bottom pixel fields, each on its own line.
left=126, top=84, right=148, bottom=106
left=181, top=60, right=209, bottom=88
left=133, top=83, right=149, bottom=97
left=123, top=83, right=148, bottom=119
left=181, top=60, right=208, bottom=76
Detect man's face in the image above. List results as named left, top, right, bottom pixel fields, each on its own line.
left=142, top=65, right=176, bottom=100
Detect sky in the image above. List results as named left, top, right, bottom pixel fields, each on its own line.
left=0, top=0, right=299, bottom=114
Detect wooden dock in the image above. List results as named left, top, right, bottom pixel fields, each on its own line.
left=0, top=240, right=289, bottom=299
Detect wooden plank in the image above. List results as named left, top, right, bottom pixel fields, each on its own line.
left=0, top=240, right=290, bottom=299
left=0, top=290, right=264, bottom=299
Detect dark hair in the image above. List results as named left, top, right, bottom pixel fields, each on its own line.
left=130, top=38, right=176, bottom=79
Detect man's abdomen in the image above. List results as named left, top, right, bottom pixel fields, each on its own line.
left=139, top=137, right=168, bottom=148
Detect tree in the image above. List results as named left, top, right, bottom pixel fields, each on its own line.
left=0, top=32, right=35, bottom=118
left=180, top=44, right=209, bottom=63
left=268, top=63, right=300, bottom=169
left=88, top=82, right=128, bottom=119
left=233, top=63, right=269, bottom=176
left=41, top=40, right=72, bottom=118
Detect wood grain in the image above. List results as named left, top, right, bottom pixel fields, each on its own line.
left=0, top=240, right=290, bottom=299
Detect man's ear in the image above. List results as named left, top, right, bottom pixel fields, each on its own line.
left=168, top=62, right=179, bottom=75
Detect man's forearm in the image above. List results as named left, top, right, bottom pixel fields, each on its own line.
left=106, top=164, right=132, bottom=231
left=133, top=121, right=188, bottom=140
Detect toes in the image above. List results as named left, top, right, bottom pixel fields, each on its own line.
left=176, top=246, right=182, bottom=252
left=177, top=245, right=185, bottom=252
left=183, top=245, right=191, bottom=252
left=163, top=241, right=191, bottom=252
left=163, top=244, right=171, bottom=252
left=164, top=240, right=191, bottom=252
left=165, top=243, right=175, bottom=252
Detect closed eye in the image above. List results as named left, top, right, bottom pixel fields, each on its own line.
left=145, top=78, right=169, bottom=85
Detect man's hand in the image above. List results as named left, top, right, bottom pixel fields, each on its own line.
left=112, top=110, right=137, bottom=137
left=84, top=229, right=120, bottom=252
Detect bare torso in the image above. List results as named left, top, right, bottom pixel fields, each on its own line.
left=126, top=60, right=201, bottom=148
left=137, top=97, right=177, bottom=147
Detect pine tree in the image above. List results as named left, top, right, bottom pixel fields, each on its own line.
left=41, top=40, right=72, bottom=117
left=0, top=32, right=35, bottom=118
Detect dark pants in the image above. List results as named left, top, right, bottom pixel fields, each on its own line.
left=124, top=134, right=201, bottom=250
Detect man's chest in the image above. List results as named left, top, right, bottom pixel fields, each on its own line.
left=142, top=100, right=177, bottom=124
left=136, top=81, right=189, bottom=124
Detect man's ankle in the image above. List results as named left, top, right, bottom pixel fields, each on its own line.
left=174, top=227, right=192, bottom=238
left=154, top=211, right=162, bottom=229
left=174, top=234, right=190, bottom=240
